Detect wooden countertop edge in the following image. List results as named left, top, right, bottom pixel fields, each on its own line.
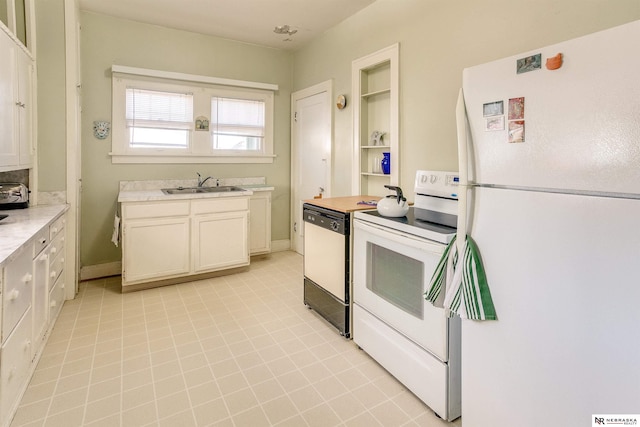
left=303, top=195, right=381, bottom=213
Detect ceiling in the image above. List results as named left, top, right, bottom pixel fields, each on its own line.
left=79, top=0, right=377, bottom=50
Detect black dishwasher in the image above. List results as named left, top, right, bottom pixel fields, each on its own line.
left=302, top=203, right=351, bottom=337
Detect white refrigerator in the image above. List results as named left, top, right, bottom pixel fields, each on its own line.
left=457, top=21, right=640, bottom=426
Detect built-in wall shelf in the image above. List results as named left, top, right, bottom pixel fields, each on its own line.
left=362, top=88, right=391, bottom=99
left=352, top=43, right=399, bottom=197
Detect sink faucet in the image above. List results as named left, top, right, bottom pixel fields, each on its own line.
left=197, top=172, right=214, bottom=187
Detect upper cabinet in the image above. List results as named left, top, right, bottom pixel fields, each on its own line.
left=0, top=27, right=33, bottom=170
left=352, top=43, right=399, bottom=197
left=1, top=0, right=34, bottom=50
left=0, top=0, right=34, bottom=171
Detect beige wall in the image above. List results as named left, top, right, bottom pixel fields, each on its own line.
left=35, top=2, right=640, bottom=269
left=79, top=11, right=293, bottom=267
left=35, top=0, right=66, bottom=191
left=293, top=0, right=640, bottom=196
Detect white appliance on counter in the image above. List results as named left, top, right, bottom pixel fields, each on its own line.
left=353, top=170, right=461, bottom=421
left=457, top=20, right=640, bottom=426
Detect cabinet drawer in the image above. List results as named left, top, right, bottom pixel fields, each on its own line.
left=49, top=250, right=64, bottom=289
left=48, top=232, right=65, bottom=266
left=192, top=197, right=249, bottom=215
left=49, top=275, right=65, bottom=324
left=123, top=201, right=190, bottom=219
left=2, top=246, right=33, bottom=342
left=1, top=307, right=32, bottom=422
left=49, top=215, right=66, bottom=240
left=32, top=227, right=49, bottom=257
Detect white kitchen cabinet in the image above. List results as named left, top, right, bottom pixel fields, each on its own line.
left=0, top=209, right=67, bottom=427
left=121, top=196, right=249, bottom=289
left=0, top=26, right=33, bottom=170
left=1, top=243, right=32, bottom=343
left=352, top=43, right=399, bottom=197
left=0, top=306, right=31, bottom=427
left=249, top=191, right=271, bottom=255
left=1, top=0, right=33, bottom=50
left=121, top=200, right=191, bottom=285
left=0, top=29, right=17, bottom=167
left=193, top=211, right=249, bottom=272
left=16, top=45, right=32, bottom=167
left=0, top=241, right=33, bottom=427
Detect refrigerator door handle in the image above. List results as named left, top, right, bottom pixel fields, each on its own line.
left=455, top=88, right=469, bottom=253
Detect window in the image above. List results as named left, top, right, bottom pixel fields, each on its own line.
left=111, top=66, right=277, bottom=164
left=126, top=88, right=193, bottom=149
left=211, top=97, right=265, bottom=152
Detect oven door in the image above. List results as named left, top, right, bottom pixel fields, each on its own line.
left=353, top=219, right=450, bottom=362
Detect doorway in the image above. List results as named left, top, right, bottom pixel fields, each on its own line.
left=291, top=81, right=333, bottom=255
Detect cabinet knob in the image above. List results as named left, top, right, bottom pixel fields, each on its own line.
left=50, top=271, right=57, bottom=279
left=22, top=273, right=32, bottom=283
left=23, top=339, right=31, bottom=351
left=50, top=300, right=57, bottom=308
left=52, top=227, right=59, bottom=234
left=39, top=254, right=48, bottom=262
left=50, top=247, right=57, bottom=255
left=8, top=289, right=19, bottom=301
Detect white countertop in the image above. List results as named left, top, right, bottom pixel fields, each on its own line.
left=117, top=178, right=274, bottom=203
left=0, top=204, right=69, bottom=265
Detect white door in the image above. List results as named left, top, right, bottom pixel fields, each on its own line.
left=291, top=81, right=332, bottom=254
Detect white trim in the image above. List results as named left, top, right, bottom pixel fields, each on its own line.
left=64, top=0, right=81, bottom=299
left=80, top=262, right=122, bottom=281
left=111, top=73, right=275, bottom=163
left=351, top=43, right=400, bottom=195
left=81, top=242, right=289, bottom=280
left=112, top=65, right=279, bottom=92
left=110, top=154, right=275, bottom=164
left=270, top=239, right=291, bottom=252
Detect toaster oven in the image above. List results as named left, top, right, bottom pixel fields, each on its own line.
left=0, top=183, right=29, bottom=209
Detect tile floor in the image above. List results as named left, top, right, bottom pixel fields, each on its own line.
left=10, top=251, right=463, bottom=427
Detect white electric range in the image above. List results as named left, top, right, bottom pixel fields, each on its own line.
left=352, top=170, right=461, bottom=421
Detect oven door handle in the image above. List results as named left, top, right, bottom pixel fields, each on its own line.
left=354, top=220, right=446, bottom=255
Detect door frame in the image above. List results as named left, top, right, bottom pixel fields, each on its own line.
left=290, top=80, right=333, bottom=254
left=64, top=0, right=81, bottom=298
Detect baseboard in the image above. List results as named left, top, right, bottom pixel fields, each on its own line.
left=81, top=240, right=290, bottom=281
left=80, top=261, right=121, bottom=281
left=271, top=239, right=290, bottom=252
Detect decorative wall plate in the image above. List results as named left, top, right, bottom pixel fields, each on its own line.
left=93, top=121, right=111, bottom=139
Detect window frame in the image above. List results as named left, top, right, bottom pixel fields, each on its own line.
left=111, top=66, right=277, bottom=164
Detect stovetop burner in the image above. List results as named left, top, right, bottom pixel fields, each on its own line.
left=355, top=207, right=456, bottom=244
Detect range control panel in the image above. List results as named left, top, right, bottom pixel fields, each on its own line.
left=414, top=170, right=459, bottom=199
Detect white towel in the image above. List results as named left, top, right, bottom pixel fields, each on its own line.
left=111, top=213, right=120, bottom=247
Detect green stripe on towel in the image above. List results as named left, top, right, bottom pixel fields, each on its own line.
left=425, top=234, right=497, bottom=321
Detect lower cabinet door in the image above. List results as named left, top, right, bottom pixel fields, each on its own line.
left=192, top=211, right=249, bottom=273
left=1, top=308, right=32, bottom=427
left=123, top=217, right=190, bottom=285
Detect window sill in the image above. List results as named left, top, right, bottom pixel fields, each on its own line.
left=110, top=153, right=276, bottom=164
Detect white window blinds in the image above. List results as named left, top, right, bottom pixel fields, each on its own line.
left=126, top=88, right=193, bottom=148
left=211, top=97, right=265, bottom=151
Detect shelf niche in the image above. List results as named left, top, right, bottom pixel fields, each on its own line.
left=352, top=43, right=399, bottom=197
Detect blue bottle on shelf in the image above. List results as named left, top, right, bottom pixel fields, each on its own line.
left=381, top=152, right=390, bottom=175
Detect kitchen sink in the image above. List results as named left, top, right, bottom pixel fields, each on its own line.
left=161, top=186, right=245, bottom=195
